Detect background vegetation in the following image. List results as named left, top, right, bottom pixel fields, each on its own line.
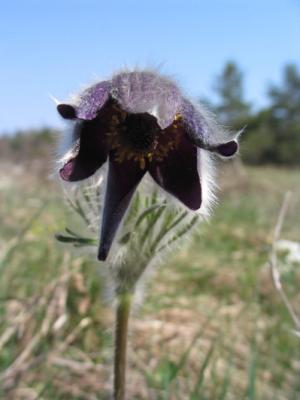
left=0, top=62, right=299, bottom=399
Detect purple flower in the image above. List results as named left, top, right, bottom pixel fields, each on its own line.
left=57, top=70, right=239, bottom=261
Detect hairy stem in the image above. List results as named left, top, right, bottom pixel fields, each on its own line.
left=113, top=292, right=132, bottom=400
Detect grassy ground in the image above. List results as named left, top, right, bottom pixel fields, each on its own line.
left=0, top=162, right=300, bottom=399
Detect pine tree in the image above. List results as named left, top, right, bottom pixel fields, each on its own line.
left=214, top=61, right=250, bottom=127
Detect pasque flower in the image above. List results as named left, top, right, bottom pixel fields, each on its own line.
left=57, top=70, right=239, bottom=261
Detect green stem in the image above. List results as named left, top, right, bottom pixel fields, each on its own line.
left=113, top=293, right=132, bottom=400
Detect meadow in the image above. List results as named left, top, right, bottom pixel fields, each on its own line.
left=0, top=159, right=300, bottom=399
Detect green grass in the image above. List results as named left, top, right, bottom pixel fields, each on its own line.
left=0, top=165, right=300, bottom=399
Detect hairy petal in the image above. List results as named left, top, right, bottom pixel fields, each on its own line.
left=76, top=81, right=111, bottom=120
left=59, top=118, right=108, bottom=181
left=98, top=156, right=146, bottom=261
left=180, top=98, right=239, bottom=157
left=111, top=71, right=182, bottom=129
left=57, top=81, right=111, bottom=121
left=149, top=134, right=201, bottom=210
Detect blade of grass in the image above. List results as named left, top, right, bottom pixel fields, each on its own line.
left=218, top=344, right=235, bottom=400
left=0, top=203, right=47, bottom=270
left=168, top=308, right=219, bottom=386
left=190, top=338, right=218, bottom=400
left=246, top=338, right=258, bottom=400
left=146, top=307, right=219, bottom=399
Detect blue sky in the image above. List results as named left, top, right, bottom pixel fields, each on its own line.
left=0, top=0, right=299, bottom=134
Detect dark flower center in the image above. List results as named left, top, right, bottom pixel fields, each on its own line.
left=104, top=101, right=182, bottom=169
left=122, top=113, right=160, bottom=151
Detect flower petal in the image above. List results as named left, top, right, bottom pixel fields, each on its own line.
left=111, top=71, right=182, bottom=129
left=217, top=140, right=239, bottom=157
left=98, top=156, right=146, bottom=261
left=57, top=81, right=111, bottom=121
left=149, top=135, right=201, bottom=210
left=57, top=104, right=77, bottom=120
left=76, top=81, right=111, bottom=120
left=59, top=118, right=108, bottom=182
left=180, top=98, right=239, bottom=157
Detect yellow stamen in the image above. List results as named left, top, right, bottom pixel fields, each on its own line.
left=139, top=157, right=146, bottom=169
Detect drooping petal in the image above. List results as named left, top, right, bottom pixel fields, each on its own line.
left=57, top=81, right=111, bottom=121
left=149, top=134, right=201, bottom=210
left=76, top=81, right=111, bottom=120
left=59, top=118, right=108, bottom=181
left=57, top=104, right=77, bottom=119
left=111, top=71, right=182, bottom=129
left=180, top=98, right=209, bottom=145
left=98, top=156, right=146, bottom=261
left=180, top=98, right=239, bottom=157
left=217, top=140, right=239, bottom=157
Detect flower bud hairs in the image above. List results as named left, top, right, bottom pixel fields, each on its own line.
left=55, top=69, right=239, bottom=400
